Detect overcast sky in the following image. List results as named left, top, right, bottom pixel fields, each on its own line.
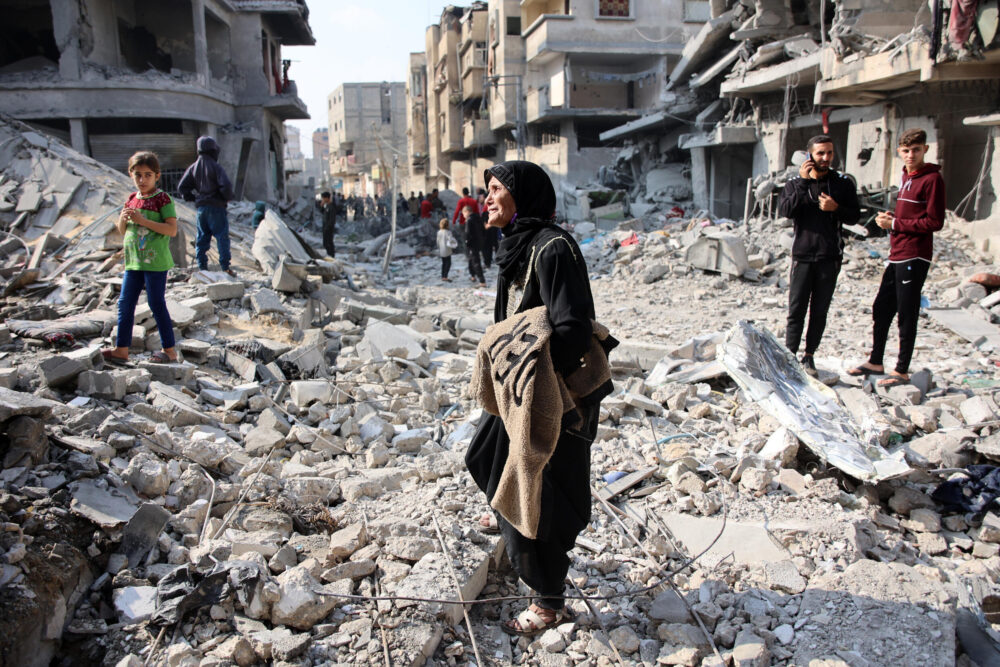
left=284, top=0, right=458, bottom=157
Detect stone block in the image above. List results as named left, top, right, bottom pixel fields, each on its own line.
left=328, top=524, right=367, bottom=562
left=77, top=370, right=127, bottom=401
left=272, top=258, right=303, bottom=293
left=356, top=320, right=428, bottom=366
left=244, top=427, right=285, bottom=455
left=960, top=394, right=998, bottom=425
left=39, top=354, right=86, bottom=387
left=289, top=380, right=337, bottom=407
left=391, top=427, right=431, bottom=453
left=137, top=361, right=194, bottom=384
left=251, top=289, right=286, bottom=315
left=393, top=548, right=489, bottom=625
left=206, top=281, right=245, bottom=301
left=359, top=414, right=394, bottom=443
left=179, top=296, right=214, bottom=319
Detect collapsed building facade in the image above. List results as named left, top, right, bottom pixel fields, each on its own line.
left=600, top=0, right=1000, bottom=226
left=0, top=0, right=315, bottom=203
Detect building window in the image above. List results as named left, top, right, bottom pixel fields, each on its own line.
left=597, top=0, right=631, bottom=17
left=381, top=85, right=392, bottom=124
left=506, top=16, right=521, bottom=34
left=683, top=0, right=710, bottom=21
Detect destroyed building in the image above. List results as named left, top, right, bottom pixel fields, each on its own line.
left=403, top=0, right=699, bottom=199
left=0, top=0, right=315, bottom=203
left=598, top=0, right=1000, bottom=229
left=327, top=82, right=408, bottom=197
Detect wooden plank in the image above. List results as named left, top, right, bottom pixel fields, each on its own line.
left=596, top=466, right=658, bottom=503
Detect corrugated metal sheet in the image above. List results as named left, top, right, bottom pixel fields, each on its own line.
left=89, top=134, right=197, bottom=172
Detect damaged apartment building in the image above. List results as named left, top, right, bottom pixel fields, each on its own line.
left=405, top=0, right=703, bottom=200
left=0, top=0, right=315, bottom=203
left=601, top=0, right=1000, bottom=225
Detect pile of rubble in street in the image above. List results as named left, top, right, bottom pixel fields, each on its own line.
left=2, top=115, right=1000, bottom=667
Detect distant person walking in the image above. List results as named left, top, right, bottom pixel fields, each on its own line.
left=453, top=187, right=479, bottom=251
left=849, top=128, right=945, bottom=387
left=178, top=136, right=236, bottom=276
left=464, top=204, right=487, bottom=287
left=778, top=134, right=859, bottom=375
left=102, top=151, right=178, bottom=366
left=437, top=218, right=458, bottom=282
left=317, top=191, right=337, bottom=258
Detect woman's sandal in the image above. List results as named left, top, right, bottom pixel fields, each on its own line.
left=149, top=351, right=178, bottom=364
left=478, top=513, right=500, bottom=534
left=502, top=604, right=570, bottom=637
left=878, top=373, right=909, bottom=388
left=101, top=349, right=132, bottom=367
left=846, top=364, right=882, bottom=377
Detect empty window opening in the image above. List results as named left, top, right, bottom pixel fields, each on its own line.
left=117, top=0, right=195, bottom=74
left=381, top=85, right=392, bottom=124
left=574, top=120, right=618, bottom=148
left=0, top=0, right=58, bottom=71
left=205, top=10, right=230, bottom=80
left=506, top=16, right=521, bottom=35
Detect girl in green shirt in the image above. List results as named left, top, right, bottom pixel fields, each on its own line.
left=102, top=151, right=179, bottom=366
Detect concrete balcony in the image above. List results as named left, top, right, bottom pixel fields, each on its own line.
left=526, top=86, right=642, bottom=124
left=0, top=73, right=236, bottom=125
left=462, top=69, right=486, bottom=100
left=523, top=14, right=682, bottom=64
left=262, top=81, right=310, bottom=120
left=463, top=119, right=495, bottom=149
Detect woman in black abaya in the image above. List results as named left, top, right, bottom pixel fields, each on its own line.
left=465, top=160, right=600, bottom=636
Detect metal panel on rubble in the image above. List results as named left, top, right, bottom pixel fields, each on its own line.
left=717, top=321, right=910, bottom=481
left=684, top=232, right=749, bottom=276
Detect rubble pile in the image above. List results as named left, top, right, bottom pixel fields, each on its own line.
left=1, top=117, right=1000, bottom=667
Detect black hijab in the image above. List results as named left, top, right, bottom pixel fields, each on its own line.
left=485, top=161, right=559, bottom=283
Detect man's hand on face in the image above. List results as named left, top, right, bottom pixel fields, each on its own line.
left=818, top=193, right=839, bottom=212
left=799, top=160, right=816, bottom=180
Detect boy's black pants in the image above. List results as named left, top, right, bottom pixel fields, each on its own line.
left=786, top=258, right=841, bottom=355
left=868, top=259, right=930, bottom=374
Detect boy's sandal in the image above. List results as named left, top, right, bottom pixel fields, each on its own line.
left=149, top=351, right=178, bottom=364
left=478, top=513, right=500, bottom=534
left=878, top=374, right=909, bottom=388
left=101, top=349, right=132, bottom=367
left=502, top=605, right=569, bottom=637
left=846, top=365, right=882, bottom=377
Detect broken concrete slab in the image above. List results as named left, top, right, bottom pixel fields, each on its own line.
left=69, top=479, right=140, bottom=528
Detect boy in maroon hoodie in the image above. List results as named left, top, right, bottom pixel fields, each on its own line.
left=849, top=128, right=945, bottom=386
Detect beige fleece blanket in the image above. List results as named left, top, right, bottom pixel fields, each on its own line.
left=469, top=306, right=620, bottom=539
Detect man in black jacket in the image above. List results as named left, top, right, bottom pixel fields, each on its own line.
left=778, top=135, right=859, bottom=375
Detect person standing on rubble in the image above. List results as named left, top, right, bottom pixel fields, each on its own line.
left=102, top=151, right=178, bottom=365
left=778, top=134, right=860, bottom=375
left=437, top=218, right=457, bottom=282
left=317, top=191, right=337, bottom=258
left=178, top=136, right=236, bottom=276
left=463, top=204, right=487, bottom=287
left=466, top=160, right=616, bottom=637
left=453, top=187, right=479, bottom=252
left=849, top=128, right=945, bottom=387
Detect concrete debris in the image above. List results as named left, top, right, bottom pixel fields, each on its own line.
left=1, top=112, right=999, bottom=667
